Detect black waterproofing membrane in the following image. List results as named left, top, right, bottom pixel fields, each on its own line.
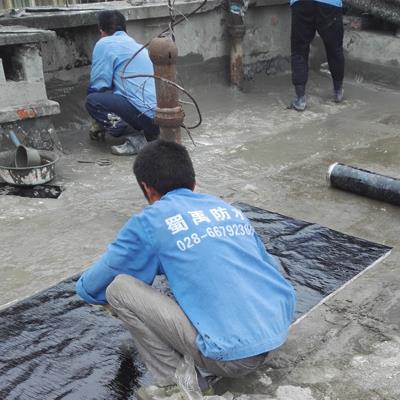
left=0, top=183, right=63, bottom=199
left=0, top=203, right=392, bottom=400
left=328, top=163, right=400, bottom=206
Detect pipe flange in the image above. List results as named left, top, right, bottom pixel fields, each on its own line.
left=155, top=106, right=185, bottom=128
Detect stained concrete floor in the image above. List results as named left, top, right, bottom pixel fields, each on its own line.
left=1, top=69, right=400, bottom=399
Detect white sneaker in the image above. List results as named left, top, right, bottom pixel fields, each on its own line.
left=110, top=140, right=138, bottom=156
left=127, top=134, right=147, bottom=151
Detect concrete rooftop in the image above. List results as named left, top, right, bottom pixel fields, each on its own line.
left=1, top=68, right=400, bottom=399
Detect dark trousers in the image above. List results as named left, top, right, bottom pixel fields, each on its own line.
left=86, top=92, right=160, bottom=142
left=291, top=1, right=344, bottom=95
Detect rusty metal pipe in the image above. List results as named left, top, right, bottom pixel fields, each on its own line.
left=228, top=0, right=246, bottom=88
left=228, top=23, right=246, bottom=88
left=148, top=36, right=184, bottom=143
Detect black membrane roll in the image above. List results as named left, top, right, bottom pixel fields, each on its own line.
left=327, top=162, right=400, bottom=206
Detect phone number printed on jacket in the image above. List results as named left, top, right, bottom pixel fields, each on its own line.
left=164, top=207, right=254, bottom=252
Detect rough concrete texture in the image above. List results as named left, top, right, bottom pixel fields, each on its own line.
left=344, top=29, right=400, bottom=69
left=0, top=58, right=5, bottom=83
left=311, top=28, right=400, bottom=89
left=1, top=60, right=400, bottom=399
left=0, top=31, right=60, bottom=124
left=0, top=100, right=60, bottom=124
left=14, top=45, right=44, bottom=82
left=0, top=25, right=55, bottom=46
left=346, top=0, right=400, bottom=25
left=0, top=2, right=291, bottom=82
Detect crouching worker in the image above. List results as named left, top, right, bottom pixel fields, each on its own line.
left=86, top=10, right=159, bottom=155
left=76, top=140, right=296, bottom=399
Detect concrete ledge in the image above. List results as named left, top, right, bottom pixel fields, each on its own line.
left=343, top=29, right=400, bottom=87
left=344, top=29, right=400, bottom=67
left=0, top=0, right=288, bottom=30
left=0, top=26, right=55, bottom=45
left=0, top=100, right=60, bottom=124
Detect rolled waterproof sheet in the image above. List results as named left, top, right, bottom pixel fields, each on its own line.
left=327, top=162, right=400, bottom=206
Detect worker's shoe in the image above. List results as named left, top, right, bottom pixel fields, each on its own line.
left=136, top=384, right=183, bottom=400
left=110, top=135, right=147, bottom=156
left=291, top=95, right=307, bottom=112
left=137, top=382, right=215, bottom=400
left=334, top=87, right=344, bottom=103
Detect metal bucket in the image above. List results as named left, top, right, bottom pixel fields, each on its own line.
left=0, top=150, right=58, bottom=186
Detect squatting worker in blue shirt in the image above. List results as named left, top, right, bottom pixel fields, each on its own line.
left=86, top=10, right=160, bottom=156
left=289, top=0, right=344, bottom=111
left=76, top=140, right=296, bottom=399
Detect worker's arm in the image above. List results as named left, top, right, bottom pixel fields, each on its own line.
left=87, top=39, right=115, bottom=94
left=76, top=216, right=160, bottom=304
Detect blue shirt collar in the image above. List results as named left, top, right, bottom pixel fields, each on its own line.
left=161, top=188, right=193, bottom=200
left=113, top=31, right=127, bottom=37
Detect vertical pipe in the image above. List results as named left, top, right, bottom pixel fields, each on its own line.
left=148, top=36, right=184, bottom=143
left=228, top=0, right=246, bottom=88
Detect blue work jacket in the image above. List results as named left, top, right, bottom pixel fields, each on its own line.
left=89, top=31, right=156, bottom=118
left=76, top=188, right=296, bottom=361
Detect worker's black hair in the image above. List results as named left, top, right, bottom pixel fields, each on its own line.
left=133, top=140, right=196, bottom=197
left=98, top=10, right=127, bottom=35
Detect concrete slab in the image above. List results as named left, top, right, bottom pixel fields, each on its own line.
left=0, top=0, right=287, bottom=30
left=343, top=29, right=400, bottom=88
left=0, top=25, right=55, bottom=45
left=0, top=100, right=60, bottom=123
left=1, top=70, right=400, bottom=398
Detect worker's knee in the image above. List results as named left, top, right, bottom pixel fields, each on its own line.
left=85, top=93, right=97, bottom=112
left=105, top=274, right=132, bottom=304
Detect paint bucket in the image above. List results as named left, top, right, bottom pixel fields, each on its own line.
left=327, top=162, right=400, bottom=206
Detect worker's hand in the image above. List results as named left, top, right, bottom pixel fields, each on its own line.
left=102, top=304, right=113, bottom=312
left=92, top=304, right=118, bottom=318
left=89, top=121, right=106, bottom=141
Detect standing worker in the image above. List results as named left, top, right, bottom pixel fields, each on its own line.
left=76, top=140, right=296, bottom=400
left=86, top=10, right=160, bottom=155
left=290, top=0, right=345, bottom=111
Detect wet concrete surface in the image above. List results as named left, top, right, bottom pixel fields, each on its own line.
left=1, top=70, right=400, bottom=398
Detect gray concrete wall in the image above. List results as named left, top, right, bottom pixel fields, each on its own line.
left=0, top=0, right=292, bottom=83
left=0, top=27, right=60, bottom=124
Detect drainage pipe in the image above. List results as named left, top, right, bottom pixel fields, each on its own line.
left=345, top=0, right=400, bottom=25
left=148, top=36, right=184, bottom=143
left=228, top=0, right=246, bottom=88
left=327, top=162, right=400, bottom=206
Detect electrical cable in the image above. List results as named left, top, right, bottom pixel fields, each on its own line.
left=121, top=74, right=202, bottom=130
left=121, top=0, right=208, bottom=78
left=120, top=0, right=208, bottom=143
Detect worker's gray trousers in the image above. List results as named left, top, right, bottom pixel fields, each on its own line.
left=106, top=274, right=268, bottom=386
